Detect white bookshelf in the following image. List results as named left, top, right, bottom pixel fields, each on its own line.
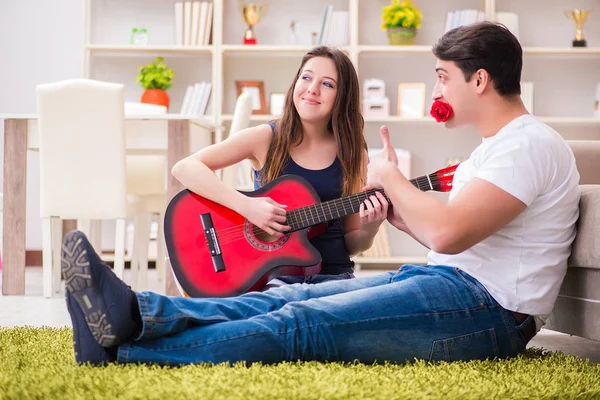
left=86, top=44, right=214, bottom=55
left=83, top=0, right=600, bottom=267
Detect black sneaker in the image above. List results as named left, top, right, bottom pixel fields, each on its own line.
left=61, top=230, right=140, bottom=348
left=66, top=290, right=115, bottom=365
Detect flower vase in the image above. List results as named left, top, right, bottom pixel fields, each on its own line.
left=387, top=27, right=416, bottom=45
left=141, top=89, right=170, bottom=110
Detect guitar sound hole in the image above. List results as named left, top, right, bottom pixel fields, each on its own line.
left=253, top=228, right=281, bottom=243
left=244, top=221, right=289, bottom=251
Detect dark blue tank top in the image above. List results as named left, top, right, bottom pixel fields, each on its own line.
left=252, top=122, right=354, bottom=275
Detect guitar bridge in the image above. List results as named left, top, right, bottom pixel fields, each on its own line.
left=200, top=213, right=225, bottom=273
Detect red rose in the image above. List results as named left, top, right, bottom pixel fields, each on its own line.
left=430, top=101, right=454, bottom=123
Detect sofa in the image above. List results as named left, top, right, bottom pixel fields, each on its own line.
left=545, top=140, right=600, bottom=341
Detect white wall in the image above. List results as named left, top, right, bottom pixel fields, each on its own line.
left=0, top=0, right=84, bottom=249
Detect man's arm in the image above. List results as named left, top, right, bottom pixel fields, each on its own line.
left=386, top=208, right=430, bottom=249
left=380, top=168, right=526, bottom=254
left=368, top=126, right=527, bottom=255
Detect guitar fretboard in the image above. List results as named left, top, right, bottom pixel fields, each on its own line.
left=286, top=172, right=441, bottom=232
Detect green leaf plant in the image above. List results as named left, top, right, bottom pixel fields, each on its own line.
left=136, top=56, right=174, bottom=90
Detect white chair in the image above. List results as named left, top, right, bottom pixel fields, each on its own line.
left=221, top=92, right=253, bottom=188
left=123, top=102, right=169, bottom=292
left=36, top=79, right=146, bottom=298
left=126, top=154, right=168, bottom=291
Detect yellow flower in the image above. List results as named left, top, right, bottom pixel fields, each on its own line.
left=381, top=0, right=423, bottom=30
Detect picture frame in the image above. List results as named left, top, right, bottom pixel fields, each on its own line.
left=269, top=92, right=286, bottom=117
left=397, top=83, right=427, bottom=118
left=235, top=80, right=268, bottom=114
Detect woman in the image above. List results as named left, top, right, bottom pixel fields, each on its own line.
left=172, top=46, right=388, bottom=284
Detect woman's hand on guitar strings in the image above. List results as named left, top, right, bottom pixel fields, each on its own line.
left=360, top=185, right=389, bottom=234
left=242, top=197, right=291, bottom=237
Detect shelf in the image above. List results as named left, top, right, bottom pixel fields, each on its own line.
left=363, top=116, right=600, bottom=126
left=358, top=45, right=433, bottom=54
left=364, top=116, right=436, bottom=123
left=523, top=47, right=600, bottom=57
left=352, top=256, right=427, bottom=265
left=357, top=45, right=600, bottom=57
left=537, top=117, right=600, bottom=126
left=222, top=45, right=350, bottom=55
left=86, top=44, right=214, bottom=55
left=221, top=114, right=276, bottom=122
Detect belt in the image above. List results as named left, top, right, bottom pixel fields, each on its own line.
left=510, top=311, right=536, bottom=344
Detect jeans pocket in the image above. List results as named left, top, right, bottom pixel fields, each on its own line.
left=429, top=328, right=500, bottom=362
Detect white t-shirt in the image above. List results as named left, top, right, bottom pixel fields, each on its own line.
left=427, top=115, right=580, bottom=328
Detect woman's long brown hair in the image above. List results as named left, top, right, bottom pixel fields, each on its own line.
left=259, top=46, right=366, bottom=197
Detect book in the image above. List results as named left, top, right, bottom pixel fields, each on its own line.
left=191, top=1, right=201, bottom=46
left=183, top=1, right=192, bottom=46
left=174, top=2, right=183, bottom=46
left=317, top=5, right=333, bottom=45
left=203, top=2, right=213, bottom=45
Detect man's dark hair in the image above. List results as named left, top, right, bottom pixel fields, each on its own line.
left=432, top=21, right=522, bottom=97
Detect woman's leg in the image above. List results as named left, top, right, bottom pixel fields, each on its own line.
left=118, top=265, right=527, bottom=365
left=135, top=270, right=390, bottom=340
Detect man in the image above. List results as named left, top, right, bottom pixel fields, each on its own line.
left=64, top=22, right=580, bottom=365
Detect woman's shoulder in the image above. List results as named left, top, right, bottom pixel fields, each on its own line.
left=230, top=123, right=275, bottom=166
left=233, top=123, right=274, bottom=144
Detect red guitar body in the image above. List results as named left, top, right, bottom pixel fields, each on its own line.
left=165, top=175, right=324, bottom=298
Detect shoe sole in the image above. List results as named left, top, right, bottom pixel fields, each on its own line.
left=62, top=231, right=119, bottom=347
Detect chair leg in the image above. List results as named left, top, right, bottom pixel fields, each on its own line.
left=156, top=213, right=166, bottom=282
left=77, top=219, right=92, bottom=237
left=114, top=218, right=126, bottom=279
left=130, top=215, right=143, bottom=288
left=135, top=213, right=151, bottom=291
left=42, top=218, right=53, bottom=298
left=52, top=217, right=63, bottom=293
left=89, top=220, right=103, bottom=255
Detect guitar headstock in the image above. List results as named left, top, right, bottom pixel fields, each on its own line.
left=432, top=163, right=459, bottom=192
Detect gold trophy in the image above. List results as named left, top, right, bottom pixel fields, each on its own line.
left=565, top=9, right=593, bottom=47
left=239, top=1, right=267, bottom=45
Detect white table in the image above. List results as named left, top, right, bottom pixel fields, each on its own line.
left=1, top=114, right=214, bottom=296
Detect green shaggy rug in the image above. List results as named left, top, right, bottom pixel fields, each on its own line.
left=1, top=326, right=599, bottom=399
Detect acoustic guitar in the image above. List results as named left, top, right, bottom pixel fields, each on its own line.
left=164, top=164, right=458, bottom=298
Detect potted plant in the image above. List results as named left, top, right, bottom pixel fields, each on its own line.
left=136, top=56, right=174, bottom=109
left=381, top=0, right=423, bottom=46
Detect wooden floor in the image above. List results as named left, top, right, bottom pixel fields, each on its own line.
left=1, top=266, right=599, bottom=362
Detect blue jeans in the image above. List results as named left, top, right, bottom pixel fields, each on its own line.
left=117, top=265, right=532, bottom=365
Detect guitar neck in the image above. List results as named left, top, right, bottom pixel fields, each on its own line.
left=286, top=172, right=440, bottom=232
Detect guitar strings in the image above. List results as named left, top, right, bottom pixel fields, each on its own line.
left=207, top=175, right=446, bottom=246
left=210, top=175, right=443, bottom=242
left=212, top=174, right=442, bottom=238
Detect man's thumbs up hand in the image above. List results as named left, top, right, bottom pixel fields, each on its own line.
left=366, top=125, right=400, bottom=188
